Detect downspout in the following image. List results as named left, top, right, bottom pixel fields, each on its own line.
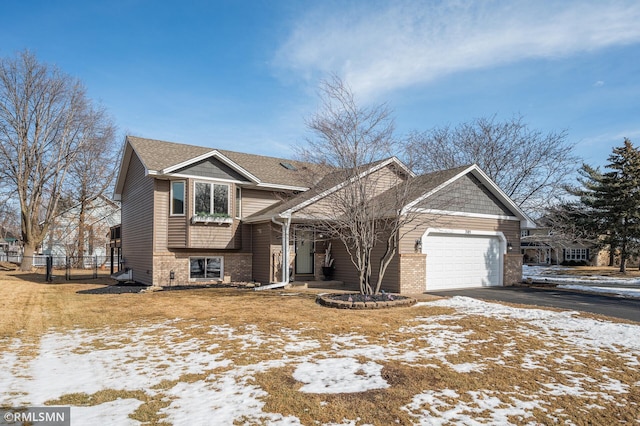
left=255, top=215, right=291, bottom=290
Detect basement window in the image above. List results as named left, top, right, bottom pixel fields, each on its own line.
left=190, top=257, right=223, bottom=280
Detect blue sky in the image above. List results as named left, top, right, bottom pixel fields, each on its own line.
left=1, top=0, right=639, bottom=168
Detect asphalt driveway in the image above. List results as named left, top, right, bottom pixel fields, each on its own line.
left=426, top=286, right=640, bottom=323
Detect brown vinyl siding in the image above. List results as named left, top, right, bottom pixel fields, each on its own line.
left=241, top=188, right=282, bottom=218
left=368, top=165, right=405, bottom=196
left=297, top=165, right=405, bottom=217
left=168, top=218, right=188, bottom=248
left=330, top=239, right=359, bottom=290
left=251, top=222, right=272, bottom=284
left=400, top=214, right=521, bottom=253
left=168, top=180, right=188, bottom=248
left=330, top=232, right=400, bottom=293
left=121, top=153, right=154, bottom=285
left=154, top=180, right=169, bottom=252
left=188, top=220, right=241, bottom=249
left=240, top=223, right=252, bottom=253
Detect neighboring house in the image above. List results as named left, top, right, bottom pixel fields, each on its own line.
left=113, top=136, right=535, bottom=293
left=520, top=223, right=599, bottom=266
left=43, top=195, right=121, bottom=261
left=0, top=228, right=21, bottom=261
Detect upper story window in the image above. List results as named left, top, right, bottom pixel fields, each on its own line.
left=195, top=182, right=229, bottom=216
left=171, top=181, right=185, bottom=216
left=235, top=187, right=241, bottom=219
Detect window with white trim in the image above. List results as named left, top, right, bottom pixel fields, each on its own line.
left=565, top=248, right=588, bottom=261
left=171, top=181, right=185, bottom=216
left=189, top=256, right=223, bottom=280
left=194, top=182, right=229, bottom=216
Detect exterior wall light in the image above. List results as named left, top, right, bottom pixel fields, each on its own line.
left=415, top=239, right=423, bottom=253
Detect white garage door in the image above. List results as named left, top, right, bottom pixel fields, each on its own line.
left=423, top=232, right=503, bottom=290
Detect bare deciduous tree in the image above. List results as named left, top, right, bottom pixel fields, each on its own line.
left=66, top=120, right=118, bottom=260
left=0, top=50, right=114, bottom=270
left=406, top=115, right=577, bottom=214
left=297, top=76, right=428, bottom=295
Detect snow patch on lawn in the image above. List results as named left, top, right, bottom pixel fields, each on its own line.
left=72, top=399, right=143, bottom=426
left=403, top=389, right=544, bottom=425
left=160, top=373, right=301, bottom=425
left=421, top=296, right=640, bottom=355
left=22, top=322, right=231, bottom=405
left=1, top=296, right=639, bottom=424
left=293, top=357, right=388, bottom=393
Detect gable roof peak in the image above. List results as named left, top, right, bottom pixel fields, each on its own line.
left=115, top=136, right=332, bottom=197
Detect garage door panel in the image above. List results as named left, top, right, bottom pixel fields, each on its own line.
left=424, top=233, right=502, bottom=291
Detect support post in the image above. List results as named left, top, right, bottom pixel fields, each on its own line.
left=45, top=255, right=53, bottom=283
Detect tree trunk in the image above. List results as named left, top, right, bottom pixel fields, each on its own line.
left=619, top=244, right=627, bottom=273
left=20, top=243, right=36, bottom=271
left=609, top=248, right=614, bottom=267
left=77, top=201, right=86, bottom=260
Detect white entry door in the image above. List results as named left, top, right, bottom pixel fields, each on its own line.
left=423, top=232, right=503, bottom=290
left=295, top=230, right=314, bottom=275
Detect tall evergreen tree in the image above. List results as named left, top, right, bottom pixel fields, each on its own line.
left=571, top=139, right=640, bottom=272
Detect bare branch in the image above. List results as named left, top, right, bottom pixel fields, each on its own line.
left=406, top=114, right=578, bottom=215
left=295, top=76, right=434, bottom=295
left=0, top=50, right=117, bottom=270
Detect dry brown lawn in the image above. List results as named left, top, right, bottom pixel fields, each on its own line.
left=0, top=270, right=638, bottom=425
left=544, top=265, right=640, bottom=278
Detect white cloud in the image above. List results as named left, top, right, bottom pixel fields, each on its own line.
left=275, top=0, right=640, bottom=100
left=581, top=129, right=640, bottom=147
left=594, top=81, right=605, bottom=87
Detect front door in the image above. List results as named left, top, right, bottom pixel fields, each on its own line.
left=295, top=229, right=314, bottom=275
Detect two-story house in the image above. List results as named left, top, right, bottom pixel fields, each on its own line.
left=114, top=136, right=534, bottom=293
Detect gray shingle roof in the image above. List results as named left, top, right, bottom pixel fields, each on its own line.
left=127, top=136, right=328, bottom=188
left=246, top=162, right=469, bottom=220
left=128, top=136, right=212, bottom=172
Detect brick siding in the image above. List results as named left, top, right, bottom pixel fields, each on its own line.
left=504, top=253, right=522, bottom=286
left=153, top=252, right=252, bottom=286
left=398, top=253, right=426, bottom=294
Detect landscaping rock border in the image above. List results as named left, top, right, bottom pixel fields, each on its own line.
left=316, top=293, right=417, bottom=309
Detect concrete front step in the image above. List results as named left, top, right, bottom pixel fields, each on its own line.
left=285, top=280, right=345, bottom=290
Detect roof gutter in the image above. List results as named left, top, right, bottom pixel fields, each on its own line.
left=255, top=215, right=292, bottom=291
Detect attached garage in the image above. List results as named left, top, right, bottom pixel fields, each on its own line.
left=422, top=231, right=505, bottom=291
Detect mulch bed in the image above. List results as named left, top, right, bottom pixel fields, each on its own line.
left=77, top=281, right=258, bottom=295
left=77, top=283, right=151, bottom=294
left=316, top=292, right=417, bottom=309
